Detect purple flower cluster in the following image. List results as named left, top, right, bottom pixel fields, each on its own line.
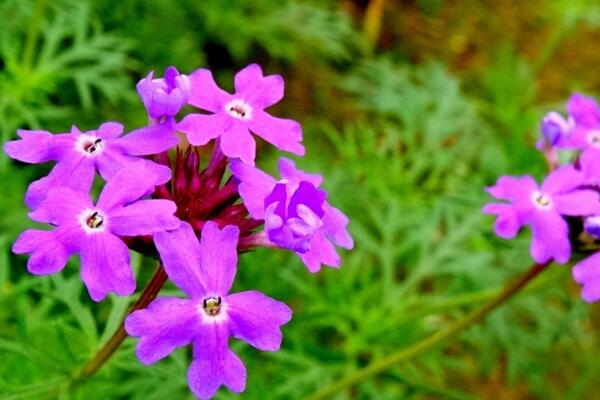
left=4, top=64, right=352, bottom=399
left=485, top=93, right=600, bottom=303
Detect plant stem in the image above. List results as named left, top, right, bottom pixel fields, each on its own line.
left=74, top=264, right=168, bottom=381
left=306, top=262, right=550, bottom=400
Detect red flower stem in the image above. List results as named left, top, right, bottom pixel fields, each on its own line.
left=306, top=261, right=551, bottom=400
left=74, top=263, right=168, bottom=381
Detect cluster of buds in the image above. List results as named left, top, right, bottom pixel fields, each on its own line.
left=484, top=93, right=600, bottom=303
left=5, top=64, right=353, bottom=399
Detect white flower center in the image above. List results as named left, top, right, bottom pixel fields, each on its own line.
left=531, top=191, right=552, bottom=210
left=77, top=135, right=104, bottom=156
left=225, top=99, right=252, bottom=120
left=587, top=130, right=600, bottom=148
left=79, top=209, right=107, bottom=233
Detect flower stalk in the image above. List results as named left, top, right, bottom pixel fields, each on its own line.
left=306, top=261, right=550, bottom=400
left=74, top=263, right=168, bottom=381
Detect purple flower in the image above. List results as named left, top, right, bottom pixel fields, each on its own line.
left=126, top=222, right=292, bottom=400
left=4, top=122, right=178, bottom=208
left=536, top=111, right=573, bottom=149
left=230, top=158, right=353, bottom=272
left=483, top=165, right=600, bottom=264
left=573, top=253, right=600, bottom=303
left=137, top=66, right=191, bottom=119
left=12, top=162, right=180, bottom=301
left=178, top=64, right=305, bottom=166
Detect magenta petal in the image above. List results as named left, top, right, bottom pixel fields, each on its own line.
left=188, top=323, right=246, bottom=400
left=278, top=158, right=322, bottom=186
left=114, top=121, right=179, bottom=156
left=553, top=190, right=600, bottom=216
left=220, top=122, right=257, bottom=166
left=95, top=147, right=171, bottom=184
left=572, top=253, right=600, bottom=303
left=155, top=222, right=206, bottom=298
left=567, top=92, right=600, bottom=127
left=13, top=226, right=81, bottom=275
left=482, top=203, right=522, bottom=239
left=109, top=199, right=180, bottom=236
left=229, top=160, right=276, bottom=219
left=530, top=212, right=570, bottom=264
left=226, top=290, right=292, bottom=351
left=80, top=233, right=134, bottom=301
left=580, top=148, right=600, bottom=184
left=178, top=113, right=230, bottom=146
left=299, top=230, right=340, bottom=272
left=4, top=130, right=73, bottom=163
left=199, top=222, right=239, bottom=295
left=322, top=203, right=353, bottom=249
left=28, top=187, right=92, bottom=226
left=188, top=68, right=231, bottom=112
left=125, top=297, right=199, bottom=364
left=96, top=122, right=124, bottom=139
left=248, top=112, right=305, bottom=156
left=97, top=161, right=161, bottom=211
left=234, top=64, right=284, bottom=109
left=486, top=175, right=538, bottom=202
left=25, top=155, right=95, bottom=209
left=541, top=165, right=585, bottom=194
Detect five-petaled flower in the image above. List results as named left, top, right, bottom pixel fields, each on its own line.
left=4, top=122, right=177, bottom=208
left=12, top=162, right=180, bottom=301
left=126, top=222, right=292, bottom=400
left=178, top=64, right=305, bottom=166
left=483, top=165, right=600, bottom=264
left=231, top=157, right=353, bottom=272
left=137, top=66, right=191, bottom=119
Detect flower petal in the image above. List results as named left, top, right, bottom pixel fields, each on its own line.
left=96, top=122, right=125, bottom=140
left=482, top=203, right=523, bottom=239
left=579, top=147, right=600, bottom=185
left=13, top=226, right=81, bottom=275
left=125, top=297, right=199, bottom=364
left=28, top=187, right=93, bottom=226
left=572, top=252, right=600, bottom=303
left=155, top=222, right=206, bottom=298
left=226, top=290, right=292, bottom=351
left=178, top=113, right=230, bottom=146
left=199, top=222, right=239, bottom=295
left=188, top=323, right=246, bottom=400
left=298, top=230, right=340, bottom=272
left=277, top=158, right=322, bottom=187
left=529, top=212, right=570, bottom=264
left=24, top=155, right=95, bottom=208
left=188, top=68, right=232, bottom=112
left=322, top=203, right=353, bottom=249
left=541, top=165, right=585, bottom=194
left=248, top=112, right=305, bottom=156
left=553, top=190, right=600, bottom=216
left=229, top=160, right=276, bottom=219
left=4, top=130, right=73, bottom=163
left=220, top=122, right=257, bottom=166
left=114, top=120, right=179, bottom=156
left=97, top=161, right=162, bottom=211
left=95, top=147, right=171, bottom=185
left=80, top=232, right=134, bottom=301
left=109, top=199, right=180, bottom=236
left=567, top=92, right=600, bottom=128
left=234, top=64, right=284, bottom=109
left=486, top=175, right=538, bottom=203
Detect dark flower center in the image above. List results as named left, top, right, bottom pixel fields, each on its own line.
left=83, top=138, right=103, bottom=154
left=202, top=296, right=222, bottom=316
left=86, top=211, right=105, bottom=229
left=532, top=192, right=552, bottom=209
left=229, top=105, right=246, bottom=118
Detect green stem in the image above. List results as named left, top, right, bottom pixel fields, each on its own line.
left=74, top=264, right=168, bottom=381
left=306, top=262, right=550, bottom=400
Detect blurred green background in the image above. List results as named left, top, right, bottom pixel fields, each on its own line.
left=2, top=0, right=600, bottom=399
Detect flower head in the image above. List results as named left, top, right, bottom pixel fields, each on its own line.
left=126, top=222, right=292, bottom=400
left=483, top=165, right=600, bottom=264
left=536, top=111, right=573, bottom=149
left=137, top=66, right=191, bottom=119
left=178, top=64, right=305, bottom=166
left=231, top=158, right=353, bottom=272
left=12, top=162, right=180, bottom=301
left=4, top=122, right=178, bottom=208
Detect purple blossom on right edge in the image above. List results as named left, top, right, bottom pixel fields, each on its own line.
left=231, top=157, right=353, bottom=272
left=125, top=221, right=292, bottom=400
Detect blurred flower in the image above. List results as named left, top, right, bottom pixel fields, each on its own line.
left=483, top=166, right=600, bottom=264
left=137, top=66, right=191, bottom=119
left=126, top=222, right=292, bottom=400
left=4, top=122, right=177, bottom=208
left=573, top=253, right=600, bottom=303
left=12, top=162, right=180, bottom=301
left=231, top=157, right=353, bottom=272
left=178, top=64, right=305, bottom=165
left=536, top=111, right=573, bottom=149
